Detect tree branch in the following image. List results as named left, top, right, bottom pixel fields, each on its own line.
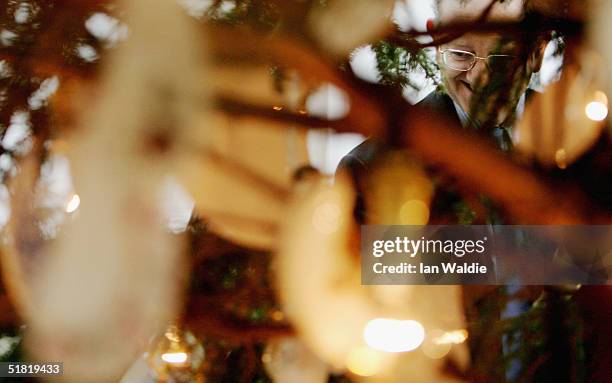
left=215, top=95, right=353, bottom=130
left=207, top=24, right=387, bottom=137
left=402, top=108, right=597, bottom=224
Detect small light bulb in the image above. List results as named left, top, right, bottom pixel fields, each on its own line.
left=161, top=352, right=188, bottom=364
left=66, top=194, right=80, bottom=213
left=585, top=101, right=608, bottom=121
left=433, top=329, right=468, bottom=345
left=363, top=318, right=425, bottom=353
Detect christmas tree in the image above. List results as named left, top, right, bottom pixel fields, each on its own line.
left=0, top=0, right=611, bottom=382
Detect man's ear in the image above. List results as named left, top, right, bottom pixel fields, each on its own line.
left=529, top=39, right=548, bottom=73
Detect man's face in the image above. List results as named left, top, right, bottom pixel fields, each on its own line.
left=435, top=0, right=534, bottom=123
left=437, top=32, right=514, bottom=116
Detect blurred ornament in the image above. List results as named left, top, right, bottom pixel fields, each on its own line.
left=365, top=151, right=434, bottom=224
left=277, top=175, right=379, bottom=369
left=177, top=43, right=314, bottom=250
left=276, top=174, right=468, bottom=383
left=147, top=325, right=205, bottom=383
left=176, top=85, right=311, bottom=251
left=515, top=48, right=607, bottom=168
left=262, top=338, right=329, bottom=383
left=1, top=0, right=201, bottom=380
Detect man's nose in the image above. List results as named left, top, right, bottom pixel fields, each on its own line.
left=466, top=58, right=489, bottom=85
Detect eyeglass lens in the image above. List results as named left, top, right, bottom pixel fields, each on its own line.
left=443, top=50, right=514, bottom=72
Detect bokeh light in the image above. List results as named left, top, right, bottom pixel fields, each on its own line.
left=161, top=352, right=188, bottom=364
left=585, top=101, right=608, bottom=121
left=399, top=199, right=430, bottom=225
left=433, top=329, right=468, bottom=345
left=363, top=318, right=425, bottom=353
left=65, top=194, right=80, bottom=213
left=346, top=346, right=383, bottom=377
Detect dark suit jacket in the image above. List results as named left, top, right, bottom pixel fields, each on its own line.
left=336, top=91, right=463, bottom=224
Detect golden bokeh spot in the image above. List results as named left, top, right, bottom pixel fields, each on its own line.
left=261, top=352, right=272, bottom=364
left=399, top=199, right=430, bottom=225
left=270, top=310, right=285, bottom=321
left=555, top=148, right=567, bottom=169
left=346, top=346, right=383, bottom=377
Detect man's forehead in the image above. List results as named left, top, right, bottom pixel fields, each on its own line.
left=446, top=32, right=518, bottom=52
left=437, top=0, right=524, bottom=25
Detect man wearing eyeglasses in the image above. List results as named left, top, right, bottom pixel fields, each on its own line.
left=431, top=0, right=547, bottom=133
left=337, top=0, right=548, bottom=223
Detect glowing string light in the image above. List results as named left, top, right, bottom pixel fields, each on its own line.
left=585, top=101, right=608, bottom=121
left=66, top=194, right=80, bottom=213
left=585, top=91, right=608, bottom=121
left=433, top=329, right=468, bottom=345
left=363, top=318, right=425, bottom=353
left=161, top=352, right=188, bottom=364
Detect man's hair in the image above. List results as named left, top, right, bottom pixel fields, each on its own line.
left=434, top=0, right=528, bottom=24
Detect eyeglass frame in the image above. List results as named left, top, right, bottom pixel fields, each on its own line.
left=438, top=48, right=517, bottom=72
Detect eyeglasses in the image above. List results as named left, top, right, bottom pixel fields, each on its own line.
left=438, top=48, right=516, bottom=72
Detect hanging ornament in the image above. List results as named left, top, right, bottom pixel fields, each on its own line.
left=146, top=325, right=205, bottom=383
left=0, top=0, right=201, bottom=380
left=262, top=338, right=329, bottom=383
left=277, top=174, right=469, bottom=381
left=365, top=150, right=434, bottom=225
